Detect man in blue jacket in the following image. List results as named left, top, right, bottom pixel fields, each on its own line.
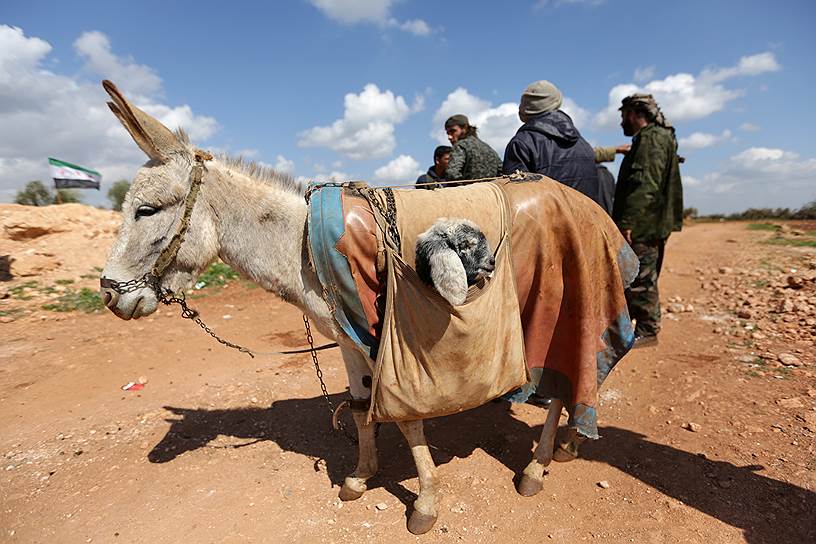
left=503, top=80, right=599, bottom=204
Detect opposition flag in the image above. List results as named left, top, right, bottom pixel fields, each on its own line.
left=48, top=157, right=102, bottom=190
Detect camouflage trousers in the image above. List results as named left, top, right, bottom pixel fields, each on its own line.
left=626, top=239, right=666, bottom=337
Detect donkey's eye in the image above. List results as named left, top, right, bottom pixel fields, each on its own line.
left=135, top=205, right=159, bottom=219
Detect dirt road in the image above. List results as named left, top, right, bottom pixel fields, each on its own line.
left=1, top=222, right=814, bottom=543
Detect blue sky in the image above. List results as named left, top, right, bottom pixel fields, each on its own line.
left=1, top=0, right=814, bottom=213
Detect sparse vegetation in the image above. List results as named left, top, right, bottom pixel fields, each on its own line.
left=747, top=223, right=777, bottom=231
left=8, top=281, right=40, bottom=300
left=41, top=287, right=104, bottom=313
left=764, top=237, right=816, bottom=248
left=13, top=181, right=84, bottom=206
left=0, top=308, right=25, bottom=318
left=195, top=262, right=239, bottom=288
left=14, top=181, right=52, bottom=206
left=700, top=200, right=816, bottom=221
left=746, top=222, right=816, bottom=247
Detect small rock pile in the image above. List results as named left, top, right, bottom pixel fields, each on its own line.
left=695, top=251, right=815, bottom=370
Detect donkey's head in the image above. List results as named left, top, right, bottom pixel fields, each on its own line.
left=100, top=81, right=219, bottom=320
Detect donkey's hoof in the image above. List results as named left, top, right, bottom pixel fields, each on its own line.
left=407, top=510, right=438, bottom=535
left=338, top=483, right=364, bottom=501
left=517, top=474, right=544, bottom=497
left=552, top=445, right=578, bottom=463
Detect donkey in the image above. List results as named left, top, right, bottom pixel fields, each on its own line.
left=99, top=81, right=635, bottom=534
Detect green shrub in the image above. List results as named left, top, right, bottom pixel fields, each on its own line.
left=195, top=262, right=239, bottom=288
left=747, top=223, right=778, bottom=231
left=14, top=181, right=52, bottom=206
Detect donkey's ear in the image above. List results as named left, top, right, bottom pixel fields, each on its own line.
left=102, top=80, right=186, bottom=162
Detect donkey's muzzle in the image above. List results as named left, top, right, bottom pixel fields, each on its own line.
left=99, top=278, right=120, bottom=311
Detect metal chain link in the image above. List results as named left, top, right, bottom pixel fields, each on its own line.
left=360, top=187, right=401, bottom=253
left=158, top=290, right=255, bottom=358
left=302, top=314, right=357, bottom=443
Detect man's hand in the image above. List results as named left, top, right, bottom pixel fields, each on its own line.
left=622, top=229, right=632, bottom=244
left=616, top=144, right=631, bottom=155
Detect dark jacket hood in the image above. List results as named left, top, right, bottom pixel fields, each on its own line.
left=519, top=110, right=579, bottom=144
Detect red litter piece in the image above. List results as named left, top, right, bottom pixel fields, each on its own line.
left=122, top=382, right=145, bottom=391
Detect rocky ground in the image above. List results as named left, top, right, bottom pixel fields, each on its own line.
left=0, top=205, right=814, bottom=543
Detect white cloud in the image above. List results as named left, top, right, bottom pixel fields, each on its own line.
left=0, top=25, right=219, bottom=206
left=139, top=102, right=218, bottom=140
left=561, top=97, right=590, bottom=129
left=432, top=87, right=589, bottom=153
left=235, top=148, right=259, bottom=158
left=390, top=18, right=431, bottom=36
left=633, top=65, right=655, bottom=82
left=309, top=0, right=392, bottom=23
left=373, top=154, right=422, bottom=181
left=739, top=122, right=760, bottom=132
left=297, top=170, right=352, bottom=185
left=323, top=170, right=351, bottom=182
left=679, top=129, right=733, bottom=150
left=74, top=31, right=162, bottom=96
left=685, top=146, right=816, bottom=213
left=309, top=0, right=432, bottom=36
left=410, top=93, right=426, bottom=113
left=298, top=83, right=413, bottom=159
left=594, top=52, right=781, bottom=129
left=731, top=146, right=800, bottom=165
left=703, top=52, right=781, bottom=82
left=274, top=154, right=295, bottom=174
left=534, top=0, right=605, bottom=8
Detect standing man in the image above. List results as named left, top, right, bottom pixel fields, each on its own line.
left=613, top=93, right=683, bottom=347
left=444, top=114, right=503, bottom=182
left=416, top=145, right=452, bottom=189
left=503, top=80, right=599, bottom=203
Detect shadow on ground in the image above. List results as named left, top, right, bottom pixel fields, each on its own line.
left=149, top=396, right=815, bottom=542
left=149, top=394, right=540, bottom=515
left=582, top=426, right=816, bottom=544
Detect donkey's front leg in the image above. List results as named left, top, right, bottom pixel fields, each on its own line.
left=397, top=420, right=439, bottom=535
left=518, top=398, right=564, bottom=497
left=339, top=408, right=379, bottom=501
left=339, top=347, right=378, bottom=501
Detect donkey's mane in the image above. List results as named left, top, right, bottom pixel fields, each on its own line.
left=173, top=128, right=305, bottom=196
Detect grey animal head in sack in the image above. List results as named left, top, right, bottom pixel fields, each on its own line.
left=415, top=218, right=495, bottom=306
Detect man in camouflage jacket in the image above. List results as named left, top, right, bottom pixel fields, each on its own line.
left=444, top=114, right=503, bottom=182
left=613, top=94, right=683, bottom=347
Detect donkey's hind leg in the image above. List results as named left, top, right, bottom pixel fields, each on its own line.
left=518, top=398, right=564, bottom=497
left=397, top=420, right=439, bottom=535
left=339, top=347, right=378, bottom=501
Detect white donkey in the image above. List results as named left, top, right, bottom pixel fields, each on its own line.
left=99, top=81, right=629, bottom=534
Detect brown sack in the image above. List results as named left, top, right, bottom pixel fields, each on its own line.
left=367, top=185, right=529, bottom=423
